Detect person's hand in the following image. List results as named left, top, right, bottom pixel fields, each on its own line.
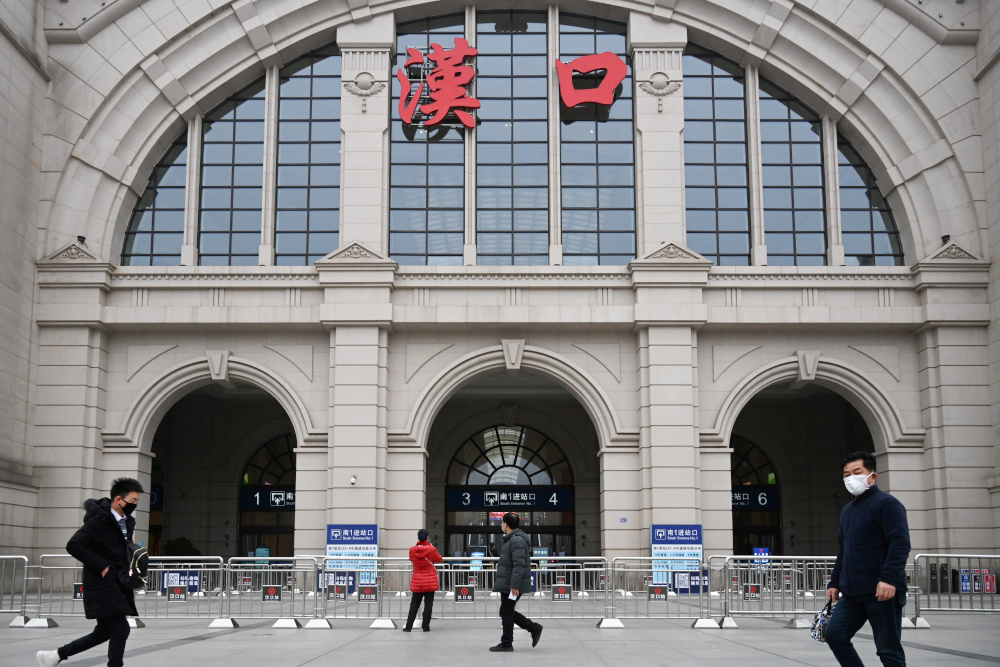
left=510, top=588, right=518, bottom=597
left=101, top=567, right=109, bottom=578
left=876, top=581, right=896, bottom=601
left=826, top=587, right=839, bottom=602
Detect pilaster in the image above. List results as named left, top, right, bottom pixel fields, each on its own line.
left=338, top=14, right=395, bottom=254
left=628, top=14, right=687, bottom=257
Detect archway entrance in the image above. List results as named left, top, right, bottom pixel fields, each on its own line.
left=426, top=369, right=601, bottom=558
left=445, top=425, right=574, bottom=558
left=150, top=384, right=297, bottom=557
left=730, top=384, right=875, bottom=556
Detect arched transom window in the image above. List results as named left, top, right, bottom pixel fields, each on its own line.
left=448, top=425, right=572, bottom=486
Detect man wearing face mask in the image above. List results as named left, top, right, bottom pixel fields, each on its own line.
left=825, top=452, right=910, bottom=667
left=36, top=477, right=144, bottom=667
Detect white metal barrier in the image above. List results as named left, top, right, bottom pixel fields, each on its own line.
left=137, top=557, right=226, bottom=620
left=608, top=557, right=716, bottom=628
left=912, top=554, right=1000, bottom=628
left=720, top=555, right=836, bottom=628
left=1, top=556, right=29, bottom=626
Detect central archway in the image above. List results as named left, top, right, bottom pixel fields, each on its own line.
left=423, top=367, right=602, bottom=557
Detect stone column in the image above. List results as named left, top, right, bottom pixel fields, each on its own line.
left=33, top=260, right=115, bottom=555
left=631, top=247, right=710, bottom=555
left=317, top=246, right=395, bottom=548
left=628, top=14, right=687, bottom=256
left=913, top=252, right=993, bottom=551
left=338, top=14, right=395, bottom=254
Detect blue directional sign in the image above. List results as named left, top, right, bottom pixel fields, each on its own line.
left=446, top=486, right=573, bottom=510
left=241, top=486, right=296, bottom=510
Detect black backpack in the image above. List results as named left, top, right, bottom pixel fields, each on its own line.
left=117, top=542, right=149, bottom=590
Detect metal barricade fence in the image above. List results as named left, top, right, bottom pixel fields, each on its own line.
left=609, top=558, right=709, bottom=622
left=136, top=557, right=226, bottom=619
left=722, top=556, right=835, bottom=622
left=0, top=556, right=28, bottom=616
left=913, top=554, right=999, bottom=619
left=32, top=555, right=85, bottom=618
left=225, top=557, right=320, bottom=620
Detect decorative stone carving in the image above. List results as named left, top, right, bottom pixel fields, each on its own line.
left=344, top=72, right=386, bottom=112
left=648, top=243, right=697, bottom=260
left=638, top=72, right=681, bottom=112
left=337, top=244, right=377, bottom=260
left=51, top=244, right=97, bottom=261
left=933, top=245, right=976, bottom=260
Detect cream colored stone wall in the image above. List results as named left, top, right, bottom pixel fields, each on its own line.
left=2, top=0, right=999, bottom=562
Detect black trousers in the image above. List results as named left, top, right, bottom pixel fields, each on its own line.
left=58, top=615, right=130, bottom=667
left=405, top=591, right=435, bottom=630
left=498, top=592, right=536, bottom=646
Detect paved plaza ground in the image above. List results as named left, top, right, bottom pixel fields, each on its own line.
left=3, top=613, right=999, bottom=666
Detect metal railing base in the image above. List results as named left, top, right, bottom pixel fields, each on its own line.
left=597, top=618, right=624, bottom=629
left=370, top=618, right=396, bottom=629
left=692, top=618, right=721, bottom=629
left=127, top=618, right=145, bottom=628
left=305, top=618, right=332, bottom=629
left=911, top=616, right=931, bottom=629
left=720, top=616, right=738, bottom=629
left=783, top=617, right=811, bottom=629
left=272, top=618, right=302, bottom=629
left=900, top=617, right=914, bottom=629
left=208, top=618, right=239, bottom=628
left=8, top=616, right=30, bottom=628
left=24, top=618, right=58, bottom=628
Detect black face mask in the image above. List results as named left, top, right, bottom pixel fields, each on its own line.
left=121, top=501, right=137, bottom=517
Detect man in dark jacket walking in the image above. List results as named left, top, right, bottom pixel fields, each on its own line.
left=403, top=529, right=443, bottom=632
left=489, top=513, right=542, bottom=652
left=825, top=452, right=910, bottom=666
left=37, top=477, right=144, bottom=667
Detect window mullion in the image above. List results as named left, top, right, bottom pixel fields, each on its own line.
left=181, top=115, right=203, bottom=266
left=822, top=115, right=844, bottom=266
left=744, top=64, right=767, bottom=265
left=548, top=4, right=561, bottom=265
left=464, top=5, right=477, bottom=265
left=259, top=65, right=280, bottom=266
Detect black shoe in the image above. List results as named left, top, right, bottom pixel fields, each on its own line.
left=422, top=627, right=430, bottom=632
left=402, top=627, right=412, bottom=632
left=531, top=624, right=543, bottom=647
left=489, top=643, right=514, bottom=652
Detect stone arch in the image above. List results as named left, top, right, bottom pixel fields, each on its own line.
left=389, top=344, right=638, bottom=454
left=43, top=0, right=979, bottom=264
left=103, top=355, right=325, bottom=454
left=702, top=355, right=925, bottom=454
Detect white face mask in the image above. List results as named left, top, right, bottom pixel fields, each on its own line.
left=844, top=472, right=874, bottom=496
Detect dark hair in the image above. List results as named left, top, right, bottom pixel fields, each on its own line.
left=110, top=477, right=144, bottom=500
left=502, top=512, right=519, bottom=529
left=417, top=529, right=429, bottom=542
left=841, top=451, right=876, bottom=474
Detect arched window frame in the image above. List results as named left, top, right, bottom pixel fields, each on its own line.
left=447, top=425, right=573, bottom=486
left=120, top=15, right=903, bottom=269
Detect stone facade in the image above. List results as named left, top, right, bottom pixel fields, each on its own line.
left=1, top=0, right=999, bottom=560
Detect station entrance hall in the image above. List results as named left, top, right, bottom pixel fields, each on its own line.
left=2, top=0, right=999, bottom=567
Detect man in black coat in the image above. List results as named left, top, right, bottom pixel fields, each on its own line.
left=825, top=452, right=910, bottom=666
left=489, top=512, right=542, bottom=652
left=37, top=477, right=144, bottom=667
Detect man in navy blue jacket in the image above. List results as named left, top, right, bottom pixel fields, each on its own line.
left=825, top=451, right=910, bottom=666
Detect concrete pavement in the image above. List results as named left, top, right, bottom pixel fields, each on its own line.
left=4, top=613, right=1000, bottom=666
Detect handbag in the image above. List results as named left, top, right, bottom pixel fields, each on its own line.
left=116, top=542, right=149, bottom=590
left=810, top=600, right=834, bottom=642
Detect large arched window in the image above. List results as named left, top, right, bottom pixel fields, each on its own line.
left=447, top=425, right=572, bottom=485
left=683, top=44, right=903, bottom=267
left=731, top=435, right=777, bottom=487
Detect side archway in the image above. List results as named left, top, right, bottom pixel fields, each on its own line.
left=702, top=355, right=925, bottom=453
left=103, top=355, right=325, bottom=454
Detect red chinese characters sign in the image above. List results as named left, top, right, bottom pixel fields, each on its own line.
left=397, top=38, right=481, bottom=127
left=555, top=52, right=627, bottom=107
left=397, top=41, right=626, bottom=126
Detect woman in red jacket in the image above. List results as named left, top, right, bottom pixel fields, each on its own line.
left=404, top=529, right=443, bottom=632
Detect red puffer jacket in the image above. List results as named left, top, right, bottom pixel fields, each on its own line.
left=409, top=541, right=443, bottom=593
